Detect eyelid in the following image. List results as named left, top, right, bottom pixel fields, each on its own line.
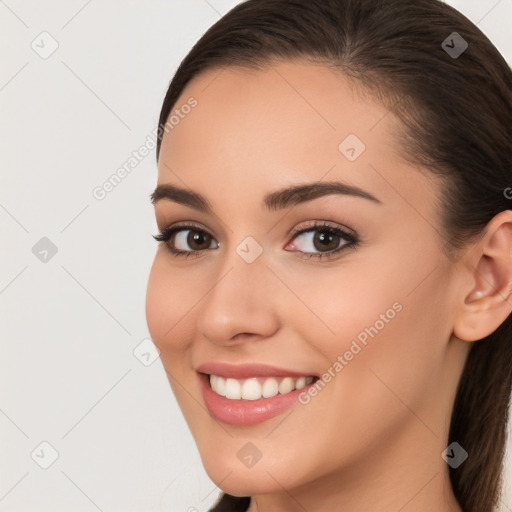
left=288, top=219, right=357, bottom=238
left=157, top=219, right=206, bottom=232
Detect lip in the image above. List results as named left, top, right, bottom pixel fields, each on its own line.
left=196, top=362, right=318, bottom=379
left=196, top=363, right=319, bottom=426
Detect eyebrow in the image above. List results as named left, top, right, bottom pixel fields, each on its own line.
left=150, top=181, right=382, bottom=212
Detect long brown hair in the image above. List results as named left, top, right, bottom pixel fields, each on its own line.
left=155, top=1, right=512, bottom=510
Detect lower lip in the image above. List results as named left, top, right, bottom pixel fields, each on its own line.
left=198, top=373, right=316, bottom=426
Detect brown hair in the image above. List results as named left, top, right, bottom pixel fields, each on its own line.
left=155, top=1, right=512, bottom=510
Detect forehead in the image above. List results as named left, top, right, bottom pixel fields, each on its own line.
left=157, top=60, right=439, bottom=218
left=162, top=60, right=395, bottom=158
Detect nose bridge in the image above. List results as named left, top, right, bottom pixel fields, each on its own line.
left=214, top=231, right=272, bottom=300
left=196, top=238, right=280, bottom=343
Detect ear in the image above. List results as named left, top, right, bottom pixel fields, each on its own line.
left=453, top=210, right=512, bottom=342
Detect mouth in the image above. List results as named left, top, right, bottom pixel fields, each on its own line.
left=196, top=367, right=320, bottom=426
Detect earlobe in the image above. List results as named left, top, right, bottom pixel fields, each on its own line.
left=453, top=211, right=512, bottom=342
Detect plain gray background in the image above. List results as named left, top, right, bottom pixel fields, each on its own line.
left=0, top=1, right=511, bottom=510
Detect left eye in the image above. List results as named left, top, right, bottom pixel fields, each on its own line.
left=286, top=226, right=356, bottom=256
left=173, top=229, right=217, bottom=252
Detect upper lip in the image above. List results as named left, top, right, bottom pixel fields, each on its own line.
left=196, top=362, right=317, bottom=379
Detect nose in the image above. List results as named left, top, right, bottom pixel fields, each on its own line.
left=196, top=248, right=281, bottom=347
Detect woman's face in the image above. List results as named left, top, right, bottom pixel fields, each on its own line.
left=146, top=61, right=470, bottom=500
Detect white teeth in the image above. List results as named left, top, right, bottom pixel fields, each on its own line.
left=241, top=378, right=262, bottom=400
left=209, top=374, right=315, bottom=400
left=262, top=377, right=279, bottom=398
left=213, top=375, right=226, bottom=396
left=295, top=376, right=306, bottom=389
left=224, top=378, right=241, bottom=399
left=278, top=377, right=295, bottom=394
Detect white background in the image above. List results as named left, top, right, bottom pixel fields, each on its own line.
left=0, top=1, right=511, bottom=510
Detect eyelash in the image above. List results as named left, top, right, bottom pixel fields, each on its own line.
left=152, top=221, right=359, bottom=261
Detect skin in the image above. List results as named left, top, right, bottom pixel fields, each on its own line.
left=145, top=60, right=512, bottom=512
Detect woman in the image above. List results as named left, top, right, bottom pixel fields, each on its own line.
left=145, top=0, right=512, bottom=510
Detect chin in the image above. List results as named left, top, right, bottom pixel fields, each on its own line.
left=205, top=466, right=282, bottom=497
left=199, top=444, right=310, bottom=497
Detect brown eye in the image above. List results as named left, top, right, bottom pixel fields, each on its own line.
left=182, top=230, right=214, bottom=251
left=285, top=221, right=359, bottom=260
left=289, top=227, right=353, bottom=254
left=153, top=224, right=219, bottom=257
left=312, top=230, right=342, bottom=252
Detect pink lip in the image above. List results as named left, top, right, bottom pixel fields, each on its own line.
left=196, top=362, right=317, bottom=379
left=196, top=363, right=318, bottom=426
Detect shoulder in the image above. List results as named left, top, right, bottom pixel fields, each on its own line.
left=208, top=492, right=251, bottom=512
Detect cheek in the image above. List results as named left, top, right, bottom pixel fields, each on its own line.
left=306, top=239, right=446, bottom=360
left=145, top=255, right=199, bottom=355
left=289, top=244, right=450, bottom=412
left=282, top=255, right=407, bottom=363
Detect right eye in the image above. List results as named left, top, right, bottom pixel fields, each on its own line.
left=153, top=224, right=219, bottom=257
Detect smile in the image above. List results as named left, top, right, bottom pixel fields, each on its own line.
left=209, top=374, right=315, bottom=400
